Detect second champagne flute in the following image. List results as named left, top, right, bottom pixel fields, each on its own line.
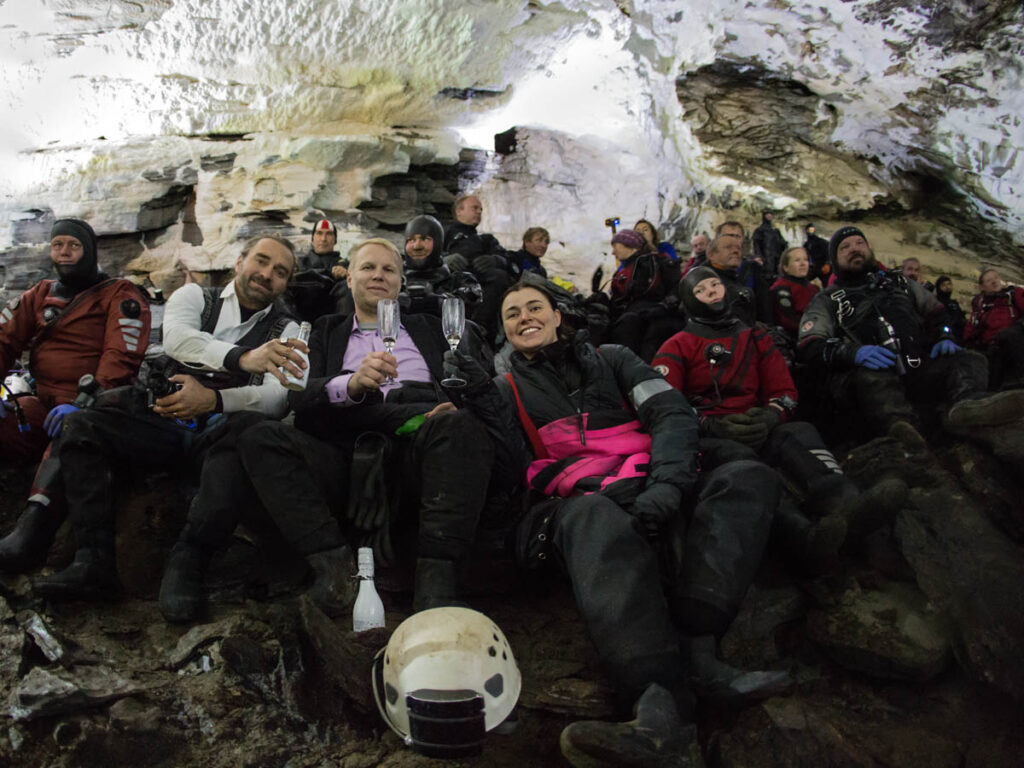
left=377, top=298, right=400, bottom=383
left=441, top=297, right=466, bottom=388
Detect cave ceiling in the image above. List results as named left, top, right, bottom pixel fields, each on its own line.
left=1, top=0, right=1022, bottom=275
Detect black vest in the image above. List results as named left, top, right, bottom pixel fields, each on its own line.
left=148, top=286, right=294, bottom=391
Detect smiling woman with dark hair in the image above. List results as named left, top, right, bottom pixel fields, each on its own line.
left=444, top=277, right=787, bottom=766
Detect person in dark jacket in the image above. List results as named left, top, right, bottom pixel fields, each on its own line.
left=298, top=219, right=345, bottom=277
left=288, top=218, right=351, bottom=322
left=444, top=194, right=512, bottom=343
left=223, top=238, right=495, bottom=618
left=508, top=226, right=550, bottom=278
left=399, top=214, right=483, bottom=317
left=655, top=267, right=905, bottom=572
left=602, top=228, right=683, bottom=361
left=752, top=212, right=787, bottom=278
left=702, top=223, right=773, bottom=327
left=448, top=279, right=787, bottom=767
left=803, top=223, right=830, bottom=283
left=797, top=227, right=1024, bottom=443
left=635, top=218, right=678, bottom=262
left=681, top=232, right=709, bottom=276
left=933, top=275, right=966, bottom=345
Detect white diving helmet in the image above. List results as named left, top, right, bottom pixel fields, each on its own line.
left=372, top=607, right=521, bottom=758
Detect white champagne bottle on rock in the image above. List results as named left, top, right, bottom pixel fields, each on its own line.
left=353, top=547, right=385, bottom=632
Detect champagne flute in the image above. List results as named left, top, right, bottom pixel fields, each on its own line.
left=377, top=299, right=400, bottom=383
left=441, top=297, right=467, bottom=388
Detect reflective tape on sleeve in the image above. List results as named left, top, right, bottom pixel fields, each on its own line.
left=629, top=377, right=674, bottom=410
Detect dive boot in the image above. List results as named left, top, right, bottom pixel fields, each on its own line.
left=0, top=502, right=62, bottom=573
left=773, top=497, right=846, bottom=575
left=945, top=389, right=1024, bottom=430
left=31, top=547, right=121, bottom=602
left=560, top=683, right=704, bottom=768
left=687, top=635, right=792, bottom=704
left=413, top=557, right=466, bottom=613
left=158, top=541, right=207, bottom=624
left=809, top=474, right=908, bottom=541
left=838, top=476, right=908, bottom=540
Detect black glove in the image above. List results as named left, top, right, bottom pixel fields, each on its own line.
left=744, top=406, right=782, bottom=434
left=443, top=350, right=493, bottom=394
left=445, top=253, right=470, bottom=273
left=703, top=413, right=771, bottom=448
left=471, top=253, right=498, bottom=273
left=630, top=482, right=682, bottom=537
left=348, top=432, right=391, bottom=532
left=591, top=265, right=604, bottom=294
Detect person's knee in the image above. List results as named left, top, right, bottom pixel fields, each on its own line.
left=419, top=409, right=494, bottom=461
left=702, top=459, right=776, bottom=497
left=555, top=495, right=633, bottom=542
left=237, top=421, right=296, bottom=465
left=58, top=408, right=102, bottom=445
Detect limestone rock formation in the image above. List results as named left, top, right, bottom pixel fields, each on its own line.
left=2, top=1, right=1023, bottom=294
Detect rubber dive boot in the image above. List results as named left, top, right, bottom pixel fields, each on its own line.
left=305, top=546, right=357, bottom=617
left=0, top=501, right=62, bottom=573
left=31, top=547, right=122, bottom=602
left=559, top=683, right=704, bottom=768
left=158, top=541, right=207, bottom=624
left=811, top=475, right=908, bottom=540
left=945, top=389, right=1024, bottom=430
left=413, top=557, right=466, bottom=613
left=687, top=635, right=792, bottom=704
left=773, top=497, right=846, bottom=575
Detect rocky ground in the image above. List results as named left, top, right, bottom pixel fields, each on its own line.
left=1, top=424, right=1023, bottom=768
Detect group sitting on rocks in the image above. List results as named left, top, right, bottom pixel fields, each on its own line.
left=2, top=206, right=1023, bottom=768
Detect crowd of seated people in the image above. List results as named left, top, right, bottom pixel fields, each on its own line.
left=2, top=207, right=1024, bottom=768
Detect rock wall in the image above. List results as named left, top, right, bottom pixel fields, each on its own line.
left=3, top=1, right=1024, bottom=295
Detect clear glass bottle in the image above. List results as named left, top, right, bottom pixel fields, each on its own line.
left=283, top=321, right=312, bottom=391
left=353, top=547, right=385, bottom=632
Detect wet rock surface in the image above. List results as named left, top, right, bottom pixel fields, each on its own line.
left=1, top=423, right=1023, bottom=767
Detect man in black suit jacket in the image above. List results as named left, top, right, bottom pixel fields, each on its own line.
left=162, top=238, right=496, bottom=621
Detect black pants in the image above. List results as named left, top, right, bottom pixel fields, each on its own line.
left=986, top=324, right=1024, bottom=388
left=59, top=397, right=266, bottom=552
left=236, top=409, right=494, bottom=560
left=514, top=458, right=777, bottom=711
left=664, top=459, right=778, bottom=636
left=761, top=421, right=842, bottom=495
left=522, top=493, right=689, bottom=714
left=831, top=350, right=988, bottom=434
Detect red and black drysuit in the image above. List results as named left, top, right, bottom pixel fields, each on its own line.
left=770, top=274, right=819, bottom=339
left=0, top=276, right=150, bottom=503
left=457, top=334, right=778, bottom=716
left=965, top=285, right=1024, bottom=386
left=654, top=265, right=866, bottom=568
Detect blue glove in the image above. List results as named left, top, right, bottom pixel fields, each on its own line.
left=0, top=401, right=7, bottom=420
left=930, top=339, right=962, bottom=358
left=854, top=345, right=898, bottom=370
left=42, top=404, right=79, bottom=439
